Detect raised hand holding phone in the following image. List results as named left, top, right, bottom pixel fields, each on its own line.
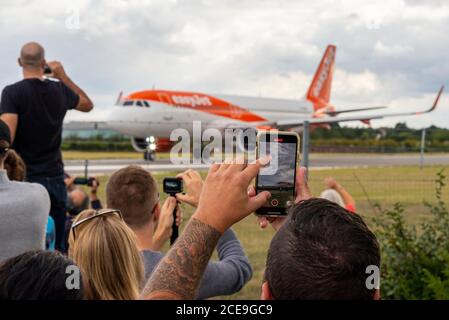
left=255, top=131, right=300, bottom=216
left=256, top=166, right=312, bottom=231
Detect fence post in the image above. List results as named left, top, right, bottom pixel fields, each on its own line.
left=420, top=128, right=426, bottom=170
left=301, top=121, right=310, bottom=179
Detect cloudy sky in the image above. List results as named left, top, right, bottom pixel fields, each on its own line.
left=1, top=0, right=448, bottom=128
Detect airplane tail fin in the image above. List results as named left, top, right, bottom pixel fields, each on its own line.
left=306, top=45, right=336, bottom=112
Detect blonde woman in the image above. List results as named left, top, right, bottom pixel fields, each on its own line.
left=68, top=209, right=144, bottom=300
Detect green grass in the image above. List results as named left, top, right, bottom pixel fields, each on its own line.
left=84, top=165, right=448, bottom=299
left=63, top=151, right=143, bottom=160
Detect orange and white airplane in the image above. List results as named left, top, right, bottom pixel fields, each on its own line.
left=105, top=45, right=444, bottom=160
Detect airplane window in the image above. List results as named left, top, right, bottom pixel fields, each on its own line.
left=136, top=101, right=143, bottom=107
left=123, top=100, right=134, bottom=106
left=143, top=101, right=150, bottom=107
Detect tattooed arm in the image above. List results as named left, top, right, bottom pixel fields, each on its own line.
left=141, top=218, right=220, bottom=299
left=141, top=158, right=271, bottom=300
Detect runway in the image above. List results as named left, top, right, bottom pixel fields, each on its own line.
left=64, top=153, right=449, bottom=175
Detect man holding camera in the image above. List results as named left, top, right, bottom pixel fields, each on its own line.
left=0, top=42, right=94, bottom=250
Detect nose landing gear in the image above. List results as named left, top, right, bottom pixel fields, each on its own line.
left=143, top=136, right=157, bottom=162
left=144, top=150, right=156, bottom=161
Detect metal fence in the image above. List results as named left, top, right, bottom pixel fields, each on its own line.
left=308, top=173, right=449, bottom=223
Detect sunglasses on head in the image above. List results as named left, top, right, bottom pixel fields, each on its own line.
left=71, top=209, right=123, bottom=240
left=0, top=147, right=9, bottom=156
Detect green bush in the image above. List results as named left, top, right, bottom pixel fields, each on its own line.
left=373, top=169, right=449, bottom=299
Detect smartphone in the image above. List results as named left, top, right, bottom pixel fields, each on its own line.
left=255, top=131, right=300, bottom=216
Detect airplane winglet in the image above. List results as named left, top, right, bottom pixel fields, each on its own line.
left=417, top=86, right=444, bottom=114
left=429, top=85, right=444, bottom=113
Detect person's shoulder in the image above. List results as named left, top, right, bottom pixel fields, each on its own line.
left=11, top=181, right=50, bottom=200
left=2, top=80, right=27, bottom=92
left=7, top=181, right=50, bottom=218
left=46, top=78, right=65, bottom=88
left=3, top=79, right=43, bottom=93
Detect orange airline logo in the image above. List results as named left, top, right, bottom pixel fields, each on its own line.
left=127, top=90, right=267, bottom=122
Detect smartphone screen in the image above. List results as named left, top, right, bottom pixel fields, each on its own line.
left=255, top=132, right=299, bottom=216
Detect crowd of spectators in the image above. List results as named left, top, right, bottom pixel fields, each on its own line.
left=0, top=42, right=380, bottom=300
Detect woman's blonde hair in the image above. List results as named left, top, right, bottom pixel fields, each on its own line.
left=68, top=209, right=144, bottom=300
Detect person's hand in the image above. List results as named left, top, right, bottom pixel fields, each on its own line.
left=324, top=177, right=339, bottom=190
left=153, top=197, right=182, bottom=249
left=295, top=167, right=312, bottom=203
left=193, top=158, right=271, bottom=233
left=89, top=177, right=99, bottom=194
left=256, top=166, right=312, bottom=231
left=46, top=61, right=67, bottom=80
left=89, top=177, right=100, bottom=200
left=64, top=175, right=76, bottom=188
left=175, top=169, right=203, bottom=207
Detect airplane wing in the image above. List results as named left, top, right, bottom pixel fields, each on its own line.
left=324, top=106, right=387, bottom=116
left=276, top=86, right=444, bottom=128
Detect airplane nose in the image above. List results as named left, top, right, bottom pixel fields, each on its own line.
left=106, top=106, right=127, bottom=131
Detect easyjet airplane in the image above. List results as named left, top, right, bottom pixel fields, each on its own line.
left=104, top=45, right=444, bottom=160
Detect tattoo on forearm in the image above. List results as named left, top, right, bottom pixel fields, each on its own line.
left=141, top=218, right=221, bottom=299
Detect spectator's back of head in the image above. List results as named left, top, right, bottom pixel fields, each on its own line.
left=0, top=119, right=11, bottom=164
left=0, top=250, right=83, bottom=300
left=67, top=188, right=90, bottom=216
left=320, top=189, right=345, bottom=207
left=68, top=209, right=144, bottom=300
left=264, top=198, right=380, bottom=300
left=19, top=42, right=45, bottom=70
left=4, top=150, right=26, bottom=181
left=106, top=165, right=158, bottom=229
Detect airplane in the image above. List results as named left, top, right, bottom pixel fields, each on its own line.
left=103, top=45, right=444, bottom=160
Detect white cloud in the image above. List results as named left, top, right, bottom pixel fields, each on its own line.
left=374, top=41, right=413, bottom=57
left=0, top=0, right=448, bottom=128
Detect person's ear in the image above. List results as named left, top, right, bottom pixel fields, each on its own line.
left=260, top=281, right=274, bottom=300
left=18, top=58, right=22, bottom=67
left=152, top=203, right=161, bottom=222
left=41, top=59, right=46, bottom=69
left=373, top=289, right=381, bottom=300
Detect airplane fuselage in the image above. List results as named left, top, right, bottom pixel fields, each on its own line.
left=106, top=92, right=315, bottom=138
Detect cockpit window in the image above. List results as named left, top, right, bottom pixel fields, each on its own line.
left=122, top=100, right=150, bottom=107
left=123, top=100, right=134, bottom=106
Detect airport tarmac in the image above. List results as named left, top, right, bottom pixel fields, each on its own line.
left=64, top=153, right=449, bottom=175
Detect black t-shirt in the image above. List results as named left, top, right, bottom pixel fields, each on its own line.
left=0, top=78, right=79, bottom=179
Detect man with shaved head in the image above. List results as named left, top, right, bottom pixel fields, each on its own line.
left=0, top=42, right=94, bottom=250
left=19, top=42, right=46, bottom=69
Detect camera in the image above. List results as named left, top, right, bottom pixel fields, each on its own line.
left=70, top=160, right=98, bottom=187
left=43, top=64, right=52, bottom=74
left=163, top=177, right=183, bottom=195
left=162, top=177, right=183, bottom=245
left=73, top=177, right=98, bottom=187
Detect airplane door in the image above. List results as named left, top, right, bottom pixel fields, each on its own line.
left=158, top=93, right=174, bottom=121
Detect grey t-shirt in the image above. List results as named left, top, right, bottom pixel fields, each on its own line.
left=142, top=228, right=253, bottom=299
left=0, top=169, right=50, bottom=262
